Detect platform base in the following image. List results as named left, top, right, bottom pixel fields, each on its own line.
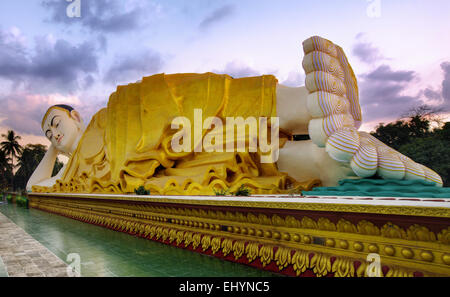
left=28, top=193, right=450, bottom=277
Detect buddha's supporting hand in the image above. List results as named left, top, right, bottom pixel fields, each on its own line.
left=302, top=36, right=443, bottom=186
left=26, top=144, right=59, bottom=191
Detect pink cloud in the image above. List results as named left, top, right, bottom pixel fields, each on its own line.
left=0, top=91, right=82, bottom=135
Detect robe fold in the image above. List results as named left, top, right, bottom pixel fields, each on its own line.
left=32, top=73, right=319, bottom=195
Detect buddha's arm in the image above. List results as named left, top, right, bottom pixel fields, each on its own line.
left=26, top=145, right=59, bottom=191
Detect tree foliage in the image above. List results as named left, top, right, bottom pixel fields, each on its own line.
left=371, top=115, right=432, bottom=151
left=14, top=144, right=64, bottom=190
left=0, top=150, right=12, bottom=191
left=371, top=108, right=450, bottom=187
left=0, top=132, right=64, bottom=191
left=0, top=130, right=22, bottom=189
left=1, top=130, right=22, bottom=163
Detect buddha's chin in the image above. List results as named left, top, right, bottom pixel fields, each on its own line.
left=54, top=145, right=67, bottom=154
left=55, top=140, right=73, bottom=155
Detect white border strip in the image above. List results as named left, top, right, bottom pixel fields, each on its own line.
left=29, top=192, right=450, bottom=208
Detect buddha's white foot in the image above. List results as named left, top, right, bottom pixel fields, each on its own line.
left=302, top=36, right=443, bottom=186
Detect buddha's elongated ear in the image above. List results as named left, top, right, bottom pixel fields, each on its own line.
left=70, top=110, right=81, bottom=123
left=70, top=110, right=85, bottom=130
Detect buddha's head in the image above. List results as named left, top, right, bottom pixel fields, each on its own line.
left=41, top=104, right=85, bottom=155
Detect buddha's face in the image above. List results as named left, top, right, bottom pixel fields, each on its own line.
left=42, top=108, right=84, bottom=155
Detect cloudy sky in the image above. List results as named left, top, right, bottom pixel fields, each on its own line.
left=0, top=0, right=449, bottom=147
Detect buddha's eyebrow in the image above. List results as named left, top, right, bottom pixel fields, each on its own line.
left=50, top=115, right=58, bottom=126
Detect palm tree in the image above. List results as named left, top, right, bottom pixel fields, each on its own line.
left=0, top=150, right=12, bottom=191
left=1, top=130, right=23, bottom=189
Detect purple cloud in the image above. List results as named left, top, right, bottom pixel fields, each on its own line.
left=352, top=41, right=383, bottom=64
left=199, top=4, right=235, bottom=30
left=364, top=65, right=415, bottom=82
left=421, top=61, right=450, bottom=110
left=42, top=0, right=147, bottom=34
left=441, top=62, right=450, bottom=106
left=103, top=50, right=165, bottom=85
left=352, top=33, right=384, bottom=64
left=359, top=65, right=422, bottom=122
left=0, top=28, right=99, bottom=94
left=0, top=28, right=100, bottom=135
left=212, top=60, right=261, bottom=78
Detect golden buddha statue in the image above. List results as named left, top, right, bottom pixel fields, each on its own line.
left=27, top=36, right=443, bottom=195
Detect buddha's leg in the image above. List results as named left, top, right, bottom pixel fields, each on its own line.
left=295, top=36, right=443, bottom=186
left=276, top=84, right=310, bottom=135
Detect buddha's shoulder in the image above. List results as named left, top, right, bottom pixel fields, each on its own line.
left=86, top=108, right=107, bottom=130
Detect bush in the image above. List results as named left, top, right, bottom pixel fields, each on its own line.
left=16, top=195, right=29, bottom=208
left=134, top=186, right=150, bottom=195
left=399, top=137, right=450, bottom=187
left=233, top=185, right=251, bottom=196
left=6, top=194, right=12, bottom=203
left=214, top=188, right=229, bottom=196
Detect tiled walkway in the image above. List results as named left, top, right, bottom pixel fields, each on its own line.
left=0, top=211, right=68, bottom=277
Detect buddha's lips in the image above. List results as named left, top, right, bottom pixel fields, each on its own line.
left=57, top=136, right=63, bottom=144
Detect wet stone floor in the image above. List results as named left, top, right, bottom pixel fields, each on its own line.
left=0, top=202, right=277, bottom=277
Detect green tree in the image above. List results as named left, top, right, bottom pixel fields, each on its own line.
left=0, top=150, right=12, bottom=191
left=371, top=116, right=432, bottom=151
left=399, top=136, right=450, bottom=187
left=435, top=122, right=450, bottom=140
left=0, top=130, right=23, bottom=189
left=14, top=144, right=64, bottom=190
left=371, top=107, right=449, bottom=187
left=371, top=120, right=412, bottom=150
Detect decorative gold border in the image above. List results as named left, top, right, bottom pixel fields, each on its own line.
left=28, top=193, right=450, bottom=218
left=28, top=194, right=450, bottom=277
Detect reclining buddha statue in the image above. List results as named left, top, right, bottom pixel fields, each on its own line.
left=27, top=36, right=443, bottom=195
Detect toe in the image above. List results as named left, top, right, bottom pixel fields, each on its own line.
left=303, top=36, right=338, bottom=58
left=325, top=128, right=360, bottom=162
left=350, top=138, right=378, bottom=178
left=305, top=71, right=346, bottom=97
left=303, top=51, right=345, bottom=82
left=377, top=148, right=406, bottom=180
left=309, top=113, right=355, bottom=147
left=421, top=165, right=443, bottom=187
left=361, top=133, right=406, bottom=179
left=307, top=91, right=350, bottom=118
left=398, top=155, right=426, bottom=181
left=362, top=133, right=443, bottom=186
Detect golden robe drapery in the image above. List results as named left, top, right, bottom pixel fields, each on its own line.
left=32, top=73, right=318, bottom=195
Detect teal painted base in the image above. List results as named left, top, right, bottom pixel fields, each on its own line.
left=303, top=179, right=450, bottom=198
